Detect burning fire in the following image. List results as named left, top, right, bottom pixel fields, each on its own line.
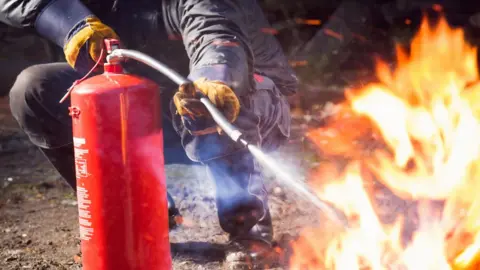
left=291, top=15, right=480, bottom=270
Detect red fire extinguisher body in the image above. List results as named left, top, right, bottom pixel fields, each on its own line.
left=70, top=63, right=171, bottom=270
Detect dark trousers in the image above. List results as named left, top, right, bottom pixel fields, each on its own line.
left=8, top=62, right=291, bottom=241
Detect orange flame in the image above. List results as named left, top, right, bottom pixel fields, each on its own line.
left=290, top=15, right=480, bottom=270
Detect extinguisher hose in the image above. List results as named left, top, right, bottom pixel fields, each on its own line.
left=106, top=49, right=349, bottom=228
left=107, top=49, right=189, bottom=86
left=107, top=49, right=249, bottom=146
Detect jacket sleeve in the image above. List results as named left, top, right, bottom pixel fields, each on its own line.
left=1, top=0, right=94, bottom=48
left=175, top=0, right=255, bottom=97
left=0, top=0, right=51, bottom=28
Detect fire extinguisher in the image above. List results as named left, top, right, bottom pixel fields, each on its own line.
left=69, top=39, right=172, bottom=270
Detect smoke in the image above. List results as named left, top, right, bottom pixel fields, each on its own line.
left=259, top=147, right=310, bottom=183
left=250, top=145, right=348, bottom=226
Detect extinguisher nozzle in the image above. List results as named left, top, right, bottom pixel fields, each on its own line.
left=238, top=137, right=249, bottom=147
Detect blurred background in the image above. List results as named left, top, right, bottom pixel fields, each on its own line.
left=2, top=0, right=480, bottom=110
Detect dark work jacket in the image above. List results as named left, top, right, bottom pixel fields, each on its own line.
left=0, top=0, right=298, bottom=98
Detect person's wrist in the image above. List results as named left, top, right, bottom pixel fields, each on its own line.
left=34, top=0, right=94, bottom=47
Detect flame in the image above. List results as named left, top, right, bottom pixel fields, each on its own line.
left=290, top=15, right=480, bottom=270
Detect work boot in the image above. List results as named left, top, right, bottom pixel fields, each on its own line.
left=225, top=239, right=274, bottom=270
left=167, top=192, right=182, bottom=230
left=225, top=211, right=276, bottom=270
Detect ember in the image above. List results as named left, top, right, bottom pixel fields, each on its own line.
left=290, top=15, right=480, bottom=270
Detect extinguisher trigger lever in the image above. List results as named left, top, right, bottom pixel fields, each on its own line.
left=104, top=38, right=121, bottom=54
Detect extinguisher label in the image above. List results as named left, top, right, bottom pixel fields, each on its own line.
left=74, top=137, right=94, bottom=241
left=74, top=137, right=90, bottom=178
left=75, top=153, right=89, bottom=178
left=78, top=186, right=94, bottom=241
left=73, top=137, right=86, bottom=146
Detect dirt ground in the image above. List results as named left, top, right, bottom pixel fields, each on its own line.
left=0, top=96, right=331, bottom=269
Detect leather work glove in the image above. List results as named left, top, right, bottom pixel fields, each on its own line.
left=63, top=16, right=119, bottom=72
left=173, top=78, right=241, bottom=135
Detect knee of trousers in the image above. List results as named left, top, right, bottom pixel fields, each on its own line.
left=9, top=66, right=72, bottom=149
left=171, top=102, right=262, bottom=163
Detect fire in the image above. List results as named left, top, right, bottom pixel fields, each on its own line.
left=290, top=15, right=480, bottom=270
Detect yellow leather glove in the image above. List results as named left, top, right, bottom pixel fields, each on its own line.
left=64, top=16, right=119, bottom=69
left=173, top=78, right=241, bottom=135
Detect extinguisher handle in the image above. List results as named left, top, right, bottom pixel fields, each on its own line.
left=198, top=96, right=248, bottom=146
left=104, top=39, right=122, bottom=54
left=107, top=49, right=189, bottom=86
